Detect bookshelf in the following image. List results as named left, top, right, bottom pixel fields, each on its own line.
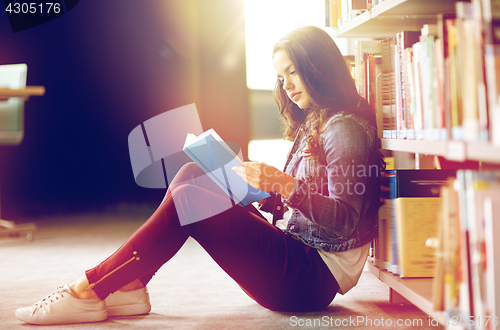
left=333, top=1, right=500, bottom=329
left=334, top=0, right=460, bottom=38
left=381, top=139, right=500, bottom=163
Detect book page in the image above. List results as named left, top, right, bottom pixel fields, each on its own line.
left=183, top=128, right=243, bottom=165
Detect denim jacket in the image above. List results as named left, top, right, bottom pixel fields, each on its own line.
left=268, top=112, right=381, bottom=253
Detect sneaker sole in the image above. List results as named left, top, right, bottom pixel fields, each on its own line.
left=107, top=302, right=151, bottom=317
left=15, top=309, right=107, bottom=325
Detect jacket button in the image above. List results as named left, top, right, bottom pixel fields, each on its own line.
left=276, top=206, right=281, bottom=211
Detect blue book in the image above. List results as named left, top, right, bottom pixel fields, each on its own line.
left=388, top=170, right=399, bottom=275
left=182, top=129, right=270, bottom=207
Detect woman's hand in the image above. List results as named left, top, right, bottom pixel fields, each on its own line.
left=232, top=162, right=295, bottom=199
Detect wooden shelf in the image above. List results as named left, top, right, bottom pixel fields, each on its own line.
left=333, top=0, right=459, bottom=38
left=382, top=138, right=447, bottom=156
left=366, top=260, right=452, bottom=327
left=466, top=142, right=500, bottom=164
left=381, top=138, right=500, bottom=163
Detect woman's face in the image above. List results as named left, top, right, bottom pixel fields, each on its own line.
left=273, top=50, right=313, bottom=110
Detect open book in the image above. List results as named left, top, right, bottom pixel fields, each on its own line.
left=182, top=128, right=270, bottom=207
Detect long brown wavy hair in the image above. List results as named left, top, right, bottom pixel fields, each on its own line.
left=273, top=26, right=376, bottom=160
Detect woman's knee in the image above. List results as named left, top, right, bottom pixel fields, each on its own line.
left=177, top=162, right=204, bottom=179
left=163, top=162, right=204, bottom=200
left=169, top=184, right=234, bottom=226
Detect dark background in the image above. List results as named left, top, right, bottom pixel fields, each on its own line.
left=0, top=0, right=253, bottom=219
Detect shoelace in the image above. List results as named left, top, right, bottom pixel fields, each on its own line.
left=33, top=286, right=69, bottom=312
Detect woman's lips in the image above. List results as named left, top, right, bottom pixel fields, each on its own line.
left=291, top=92, right=301, bottom=101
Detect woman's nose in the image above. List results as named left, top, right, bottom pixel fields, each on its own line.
left=283, top=78, right=293, bottom=90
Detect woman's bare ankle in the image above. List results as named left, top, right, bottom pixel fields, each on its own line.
left=69, top=276, right=100, bottom=300
left=119, top=279, right=144, bottom=292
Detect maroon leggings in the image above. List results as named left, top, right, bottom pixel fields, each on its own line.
left=85, top=163, right=338, bottom=312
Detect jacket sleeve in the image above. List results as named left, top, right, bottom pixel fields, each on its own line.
left=283, top=117, right=372, bottom=237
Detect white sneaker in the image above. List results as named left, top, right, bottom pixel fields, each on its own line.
left=105, top=287, right=151, bottom=316
left=15, top=284, right=107, bottom=325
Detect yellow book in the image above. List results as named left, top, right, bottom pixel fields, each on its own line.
left=330, top=0, right=338, bottom=28
left=395, top=197, right=442, bottom=278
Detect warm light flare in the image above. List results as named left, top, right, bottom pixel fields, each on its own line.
left=244, top=0, right=325, bottom=90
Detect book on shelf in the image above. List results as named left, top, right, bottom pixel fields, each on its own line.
left=422, top=24, right=445, bottom=140
left=373, top=157, right=394, bottom=270
left=411, top=40, right=424, bottom=139
left=484, top=192, right=500, bottom=327
left=433, top=178, right=461, bottom=313
left=327, top=0, right=339, bottom=28
left=437, top=13, right=455, bottom=141
left=435, top=171, right=500, bottom=325
left=373, top=169, right=456, bottom=277
left=395, top=197, right=442, bottom=278
left=375, top=166, right=392, bottom=270
left=431, top=197, right=445, bottom=311
left=354, top=40, right=382, bottom=98
left=394, top=170, right=456, bottom=278
left=462, top=171, right=500, bottom=327
left=456, top=1, right=488, bottom=143
left=455, top=170, right=473, bottom=322
left=362, top=0, right=500, bottom=146
left=446, top=17, right=463, bottom=141
left=182, top=129, right=270, bottom=207
left=395, top=31, right=421, bottom=140
left=380, top=37, right=397, bottom=139
left=366, top=53, right=382, bottom=118
left=482, top=0, right=500, bottom=147
left=472, top=0, right=489, bottom=143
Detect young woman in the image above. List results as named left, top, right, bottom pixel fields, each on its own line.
left=16, top=26, right=383, bottom=325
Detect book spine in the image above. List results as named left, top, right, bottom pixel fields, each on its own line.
left=420, top=33, right=431, bottom=139
left=329, top=0, right=339, bottom=28
left=447, top=18, right=463, bottom=140
left=389, top=170, right=399, bottom=274
left=461, top=3, right=481, bottom=142
left=434, top=37, right=446, bottom=140
left=455, top=3, right=467, bottom=140
left=482, top=0, right=500, bottom=146
left=456, top=170, right=473, bottom=322
left=427, top=33, right=437, bottom=140
left=404, top=48, right=415, bottom=137
left=395, top=35, right=403, bottom=137
left=484, top=195, right=500, bottom=327
left=443, top=177, right=461, bottom=317
left=412, top=41, right=424, bottom=139
left=472, top=0, right=489, bottom=142
left=381, top=38, right=397, bottom=138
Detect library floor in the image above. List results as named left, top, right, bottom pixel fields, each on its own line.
left=0, top=205, right=443, bottom=330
